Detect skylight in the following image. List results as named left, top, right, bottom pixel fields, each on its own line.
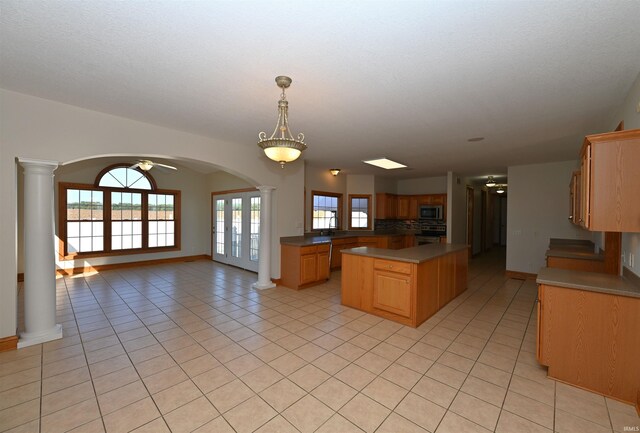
left=362, top=158, right=407, bottom=170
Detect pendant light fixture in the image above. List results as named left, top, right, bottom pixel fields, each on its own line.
left=496, top=185, right=505, bottom=194
left=258, top=76, right=307, bottom=168
left=485, top=176, right=496, bottom=188
left=330, top=169, right=341, bottom=176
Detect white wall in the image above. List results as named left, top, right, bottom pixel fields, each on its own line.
left=506, top=160, right=593, bottom=274
left=397, top=176, right=447, bottom=195
left=208, top=171, right=253, bottom=192
left=472, top=188, right=482, bottom=255
left=447, top=172, right=468, bottom=244
left=0, top=89, right=304, bottom=339
left=47, top=157, right=210, bottom=271
left=374, top=176, right=397, bottom=194
left=610, top=71, right=640, bottom=277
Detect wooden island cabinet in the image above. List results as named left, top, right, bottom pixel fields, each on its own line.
left=341, top=244, right=468, bottom=327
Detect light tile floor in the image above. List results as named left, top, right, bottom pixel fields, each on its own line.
left=1, top=250, right=639, bottom=433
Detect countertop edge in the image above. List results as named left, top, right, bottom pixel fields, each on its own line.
left=341, top=244, right=468, bottom=264
left=536, top=267, right=640, bottom=299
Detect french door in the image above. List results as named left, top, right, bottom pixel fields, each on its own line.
left=212, top=191, right=260, bottom=272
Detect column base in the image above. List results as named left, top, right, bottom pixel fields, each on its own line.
left=252, top=281, right=276, bottom=290
left=18, top=324, right=63, bottom=348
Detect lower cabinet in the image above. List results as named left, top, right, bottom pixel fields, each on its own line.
left=281, top=243, right=331, bottom=290
left=537, top=284, right=640, bottom=406
left=372, top=259, right=413, bottom=318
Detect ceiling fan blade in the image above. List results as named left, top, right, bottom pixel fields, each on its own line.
left=129, top=163, right=141, bottom=169
left=154, top=163, right=177, bottom=170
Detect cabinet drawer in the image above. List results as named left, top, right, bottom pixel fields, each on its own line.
left=317, top=243, right=330, bottom=253
left=373, top=259, right=411, bottom=274
left=300, top=245, right=317, bottom=254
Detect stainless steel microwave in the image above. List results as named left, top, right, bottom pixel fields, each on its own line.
left=420, top=205, right=443, bottom=220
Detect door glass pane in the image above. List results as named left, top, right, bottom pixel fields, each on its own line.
left=231, top=198, right=242, bottom=258
left=250, top=197, right=260, bottom=262
left=216, top=199, right=224, bottom=255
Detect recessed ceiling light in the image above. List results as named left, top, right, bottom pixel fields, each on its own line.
left=467, top=137, right=485, bottom=142
left=362, top=158, right=408, bottom=170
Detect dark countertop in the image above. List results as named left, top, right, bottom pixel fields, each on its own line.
left=537, top=267, right=640, bottom=299
left=549, top=238, right=595, bottom=248
left=341, top=243, right=468, bottom=264
left=280, top=231, right=416, bottom=246
left=545, top=249, right=604, bottom=261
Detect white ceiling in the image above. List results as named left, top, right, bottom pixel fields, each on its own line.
left=2, top=1, right=639, bottom=179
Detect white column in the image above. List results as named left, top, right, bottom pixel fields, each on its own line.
left=18, top=158, right=62, bottom=348
left=252, top=186, right=276, bottom=290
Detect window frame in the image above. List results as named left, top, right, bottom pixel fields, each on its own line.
left=311, top=190, right=343, bottom=231
left=348, top=194, right=372, bottom=230
left=58, top=165, right=180, bottom=259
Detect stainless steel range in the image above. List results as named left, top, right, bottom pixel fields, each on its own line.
left=416, top=225, right=446, bottom=245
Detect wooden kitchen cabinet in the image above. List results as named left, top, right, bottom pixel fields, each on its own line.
left=376, top=193, right=398, bottom=219
left=568, top=171, right=582, bottom=225
left=579, top=129, right=640, bottom=232
left=372, top=259, right=413, bottom=318
left=397, top=195, right=418, bottom=219
left=537, top=283, right=640, bottom=406
left=330, top=238, right=358, bottom=269
left=281, top=243, right=331, bottom=290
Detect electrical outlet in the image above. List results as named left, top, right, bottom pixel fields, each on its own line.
left=622, top=251, right=626, bottom=265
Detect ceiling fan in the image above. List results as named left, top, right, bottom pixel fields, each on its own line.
left=130, top=159, right=177, bottom=172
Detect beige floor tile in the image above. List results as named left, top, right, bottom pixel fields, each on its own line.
left=97, top=380, right=148, bottom=416
left=259, top=378, right=307, bottom=412
left=289, top=364, right=330, bottom=392
left=42, top=344, right=84, bottom=365
left=495, top=410, right=552, bottom=433
left=211, top=342, right=248, bottom=363
left=135, top=353, right=177, bottom=377
left=312, top=377, right=358, bottom=411
left=251, top=342, right=288, bottom=363
left=142, top=365, right=188, bottom=394
left=102, top=397, right=160, bottom=433
left=128, top=343, right=167, bottom=364
left=395, top=392, right=446, bottom=431
left=395, top=352, right=434, bottom=374
left=461, top=375, right=507, bottom=407
left=380, top=364, right=422, bottom=390
left=268, top=352, right=307, bottom=376
left=435, top=411, right=492, bottom=433
left=509, top=374, right=555, bottom=406
left=331, top=342, right=367, bottom=362
left=312, top=352, right=350, bottom=375
left=40, top=398, right=100, bottom=433
left=0, top=382, right=40, bottom=411
left=206, top=379, right=255, bottom=413
left=85, top=344, right=125, bottom=365
left=225, top=353, right=264, bottom=376
left=42, top=354, right=86, bottom=378
left=449, top=391, right=501, bottom=430
left=89, top=354, right=131, bottom=378
left=0, top=399, right=40, bottom=432
left=354, top=352, right=392, bottom=375
left=284, top=394, right=334, bottom=433
left=362, top=377, right=408, bottom=410
left=293, top=342, right=327, bottom=362
left=438, top=351, right=475, bottom=373
left=130, top=418, right=171, bottom=433
left=378, top=413, right=429, bottom=432
left=0, top=367, right=41, bottom=394
left=254, top=415, right=300, bottom=433
left=241, top=364, right=283, bottom=393
left=192, top=416, right=235, bottom=433
left=409, top=342, right=444, bottom=361
left=425, top=362, right=468, bottom=389
left=41, top=366, right=91, bottom=395
left=478, top=349, right=516, bottom=373
left=316, top=413, right=364, bottom=433
left=556, top=391, right=611, bottom=428
left=503, top=390, right=554, bottom=429
left=181, top=354, right=220, bottom=377
left=66, top=418, right=105, bottom=432
left=447, top=341, right=483, bottom=360
left=164, top=396, right=219, bottom=433
left=41, top=380, right=95, bottom=416
left=334, top=364, right=376, bottom=391
left=92, top=365, right=140, bottom=395
left=470, top=362, right=511, bottom=388
left=412, top=375, right=458, bottom=408
left=384, top=334, right=416, bottom=350
left=223, top=395, right=278, bottom=433
left=555, top=409, right=613, bottom=433
left=152, top=379, right=202, bottom=414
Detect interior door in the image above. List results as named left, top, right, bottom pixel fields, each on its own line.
left=211, top=191, right=260, bottom=272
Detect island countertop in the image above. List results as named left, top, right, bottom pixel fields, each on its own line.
left=341, top=243, right=468, bottom=264
left=537, top=266, right=640, bottom=298
left=280, top=231, right=415, bottom=246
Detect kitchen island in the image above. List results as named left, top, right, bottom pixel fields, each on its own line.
left=341, top=243, right=468, bottom=327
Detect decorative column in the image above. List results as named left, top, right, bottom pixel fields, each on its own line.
left=18, top=158, right=62, bottom=348
left=252, top=186, right=276, bottom=290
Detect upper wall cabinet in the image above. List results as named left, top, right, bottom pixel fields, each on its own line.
left=579, top=129, right=640, bottom=232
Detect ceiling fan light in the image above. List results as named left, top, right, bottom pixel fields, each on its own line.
left=486, top=176, right=496, bottom=187
left=330, top=169, right=340, bottom=176
left=138, top=161, right=154, bottom=171
left=496, top=185, right=505, bottom=194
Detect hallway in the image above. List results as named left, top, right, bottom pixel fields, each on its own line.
left=1, top=250, right=637, bottom=432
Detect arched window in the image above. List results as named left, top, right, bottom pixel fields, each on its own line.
left=59, top=163, right=180, bottom=258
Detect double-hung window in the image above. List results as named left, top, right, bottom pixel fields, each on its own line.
left=312, top=191, right=342, bottom=230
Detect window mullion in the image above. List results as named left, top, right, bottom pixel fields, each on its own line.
left=142, top=193, right=149, bottom=249
left=104, top=189, right=112, bottom=252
